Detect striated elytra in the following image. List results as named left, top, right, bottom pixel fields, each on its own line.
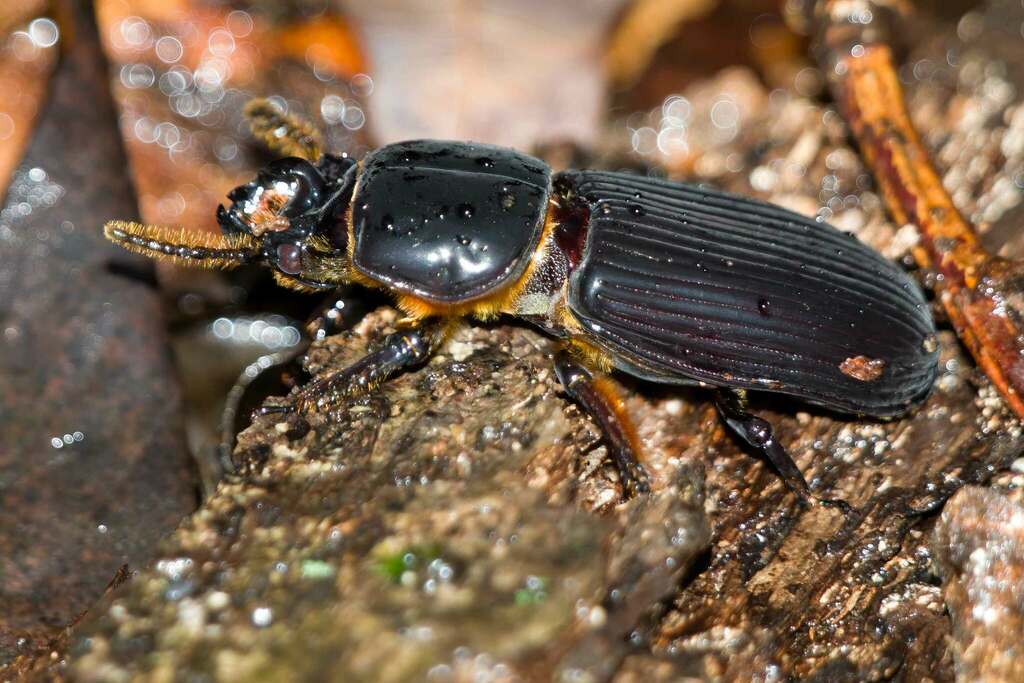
left=559, top=170, right=936, bottom=417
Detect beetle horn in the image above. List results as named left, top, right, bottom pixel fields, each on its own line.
left=104, top=220, right=260, bottom=269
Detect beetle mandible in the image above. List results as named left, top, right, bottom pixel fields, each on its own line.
left=105, top=100, right=938, bottom=502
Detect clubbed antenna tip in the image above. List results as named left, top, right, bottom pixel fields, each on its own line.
left=244, top=98, right=323, bottom=161
left=104, top=220, right=260, bottom=269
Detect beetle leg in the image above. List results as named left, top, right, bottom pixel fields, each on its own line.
left=291, top=318, right=450, bottom=414
left=233, top=291, right=368, bottom=439
left=224, top=347, right=307, bottom=460
left=553, top=350, right=651, bottom=497
left=714, top=389, right=813, bottom=504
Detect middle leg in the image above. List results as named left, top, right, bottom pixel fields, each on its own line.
left=554, top=349, right=651, bottom=497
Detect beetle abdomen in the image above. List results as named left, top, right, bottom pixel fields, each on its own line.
left=560, top=170, right=938, bottom=417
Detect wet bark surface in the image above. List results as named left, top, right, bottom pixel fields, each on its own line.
left=652, top=337, right=1020, bottom=681
left=0, top=3, right=196, bottom=673
left=63, top=312, right=709, bottom=682
left=58, top=290, right=1024, bottom=682
left=933, top=486, right=1024, bottom=682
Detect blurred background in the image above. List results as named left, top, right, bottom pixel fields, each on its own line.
left=3, top=0, right=1024, bottom=679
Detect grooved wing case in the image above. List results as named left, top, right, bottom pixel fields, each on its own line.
left=562, top=171, right=938, bottom=416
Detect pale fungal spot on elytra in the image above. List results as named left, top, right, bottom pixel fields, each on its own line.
left=840, top=355, right=886, bottom=381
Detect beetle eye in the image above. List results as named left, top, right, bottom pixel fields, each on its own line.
left=276, top=243, right=303, bottom=274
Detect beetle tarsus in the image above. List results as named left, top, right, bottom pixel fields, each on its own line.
left=818, top=496, right=856, bottom=517
left=554, top=350, right=651, bottom=498
left=714, top=389, right=814, bottom=504
left=293, top=319, right=448, bottom=413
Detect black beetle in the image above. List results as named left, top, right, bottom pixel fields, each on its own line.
left=105, top=105, right=938, bottom=502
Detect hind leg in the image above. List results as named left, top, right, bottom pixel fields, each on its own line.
left=714, top=389, right=813, bottom=503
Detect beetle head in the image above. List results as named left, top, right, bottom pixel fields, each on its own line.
left=217, top=154, right=355, bottom=289
left=105, top=154, right=356, bottom=291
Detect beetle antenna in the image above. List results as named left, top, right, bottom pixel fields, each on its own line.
left=104, top=220, right=260, bottom=269
left=244, top=98, right=323, bottom=161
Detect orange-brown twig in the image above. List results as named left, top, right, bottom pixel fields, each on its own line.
left=813, top=0, right=1024, bottom=420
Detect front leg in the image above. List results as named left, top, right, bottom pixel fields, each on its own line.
left=297, top=318, right=451, bottom=413
left=227, top=290, right=367, bottom=447
left=260, top=318, right=451, bottom=416
left=554, top=350, right=651, bottom=497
